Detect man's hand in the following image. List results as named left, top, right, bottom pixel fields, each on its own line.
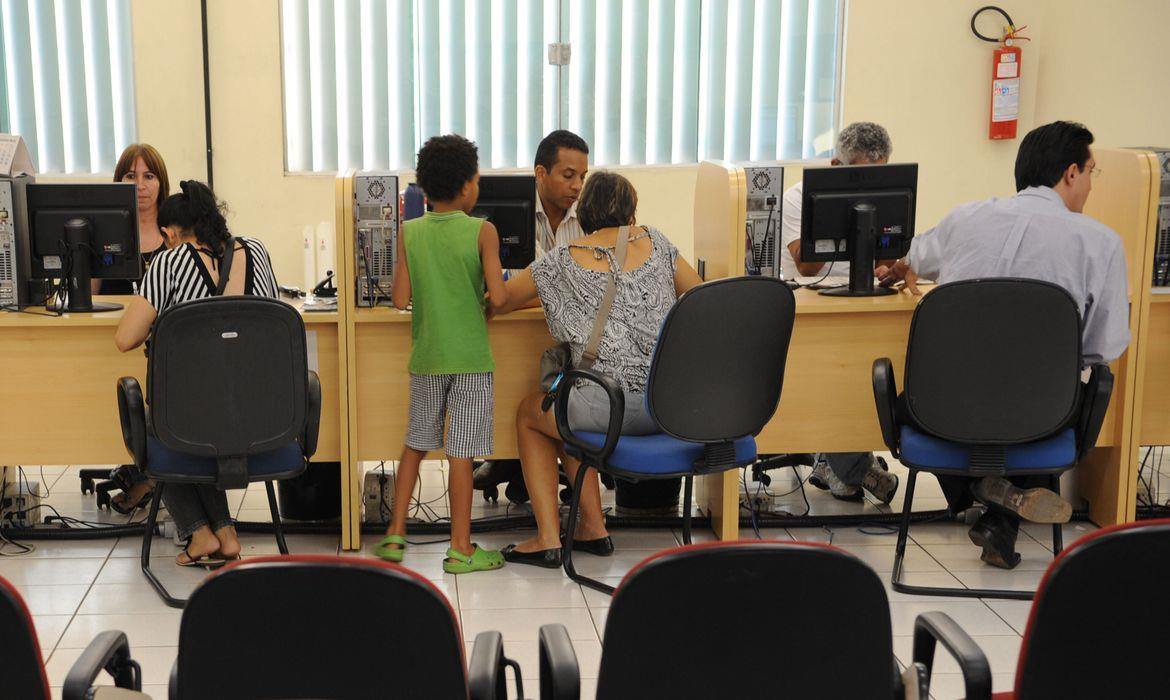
left=877, top=259, right=922, bottom=296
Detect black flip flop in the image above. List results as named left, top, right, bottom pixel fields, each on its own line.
left=176, top=546, right=226, bottom=568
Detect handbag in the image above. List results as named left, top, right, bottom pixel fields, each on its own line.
left=539, top=226, right=631, bottom=396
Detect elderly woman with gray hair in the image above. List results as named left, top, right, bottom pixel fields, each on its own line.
left=493, top=171, right=703, bottom=568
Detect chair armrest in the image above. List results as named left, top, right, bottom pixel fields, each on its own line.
left=116, top=378, right=147, bottom=468
left=871, top=358, right=900, bottom=457
left=62, top=631, right=142, bottom=700
left=303, top=370, right=322, bottom=459
left=1077, top=363, right=1113, bottom=462
left=539, top=624, right=580, bottom=700
left=900, top=662, right=929, bottom=700
left=468, top=630, right=524, bottom=700
left=912, top=612, right=992, bottom=700
left=554, top=368, right=625, bottom=466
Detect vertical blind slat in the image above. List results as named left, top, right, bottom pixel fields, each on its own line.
left=619, top=0, right=648, bottom=166
left=282, top=0, right=312, bottom=171
left=360, top=0, right=388, bottom=170
left=468, top=0, right=493, bottom=165
left=750, top=0, right=781, bottom=161
left=81, top=0, right=114, bottom=172
left=672, top=0, right=700, bottom=163
left=308, top=0, right=338, bottom=171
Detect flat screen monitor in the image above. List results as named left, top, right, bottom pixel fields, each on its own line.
left=25, top=183, right=140, bottom=312
left=471, top=174, right=537, bottom=269
left=800, top=163, right=917, bottom=297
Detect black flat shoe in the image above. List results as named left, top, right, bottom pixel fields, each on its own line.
left=560, top=534, right=615, bottom=557
left=501, top=544, right=562, bottom=568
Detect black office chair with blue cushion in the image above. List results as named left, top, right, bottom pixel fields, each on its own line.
left=117, top=296, right=321, bottom=608
left=873, top=278, right=1113, bottom=600
left=537, top=542, right=992, bottom=699
left=555, top=276, right=795, bottom=595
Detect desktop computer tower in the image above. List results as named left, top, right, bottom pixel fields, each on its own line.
left=353, top=173, right=399, bottom=306
left=742, top=166, right=784, bottom=277
left=0, top=175, right=34, bottom=308
left=1148, top=149, right=1170, bottom=287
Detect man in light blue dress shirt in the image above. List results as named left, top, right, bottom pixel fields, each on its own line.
left=879, top=121, right=1131, bottom=568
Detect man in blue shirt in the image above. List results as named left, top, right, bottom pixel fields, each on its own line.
left=879, top=121, right=1130, bottom=568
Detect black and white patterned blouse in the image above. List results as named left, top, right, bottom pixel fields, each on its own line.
left=140, top=237, right=279, bottom=313
left=531, top=226, right=680, bottom=395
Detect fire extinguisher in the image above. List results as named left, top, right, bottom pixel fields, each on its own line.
left=971, top=6, right=1030, bottom=140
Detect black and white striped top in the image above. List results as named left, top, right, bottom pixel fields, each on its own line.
left=139, top=237, right=279, bottom=313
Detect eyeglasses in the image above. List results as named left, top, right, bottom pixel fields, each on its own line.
left=1090, top=167, right=1102, bottom=178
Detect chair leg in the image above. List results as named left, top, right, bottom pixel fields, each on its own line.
left=892, top=470, right=1033, bottom=601
left=265, top=481, right=289, bottom=555
left=140, top=483, right=186, bottom=609
left=681, top=475, right=694, bottom=545
left=561, top=464, right=615, bottom=596
left=1050, top=474, right=1064, bottom=555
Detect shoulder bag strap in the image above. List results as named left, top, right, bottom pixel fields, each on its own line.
left=579, top=226, right=630, bottom=369
left=214, top=237, right=235, bottom=296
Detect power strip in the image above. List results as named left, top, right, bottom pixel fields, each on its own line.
left=362, top=470, right=395, bottom=524
left=1, top=476, right=43, bottom=528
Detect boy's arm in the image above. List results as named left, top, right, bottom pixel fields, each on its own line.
left=479, top=221, right=507, bottom=312
left=496, top=268, right=541, bottom=314
left=391, top=227, right=411, bottom=310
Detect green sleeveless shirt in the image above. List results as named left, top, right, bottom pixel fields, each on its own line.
left=403, top=210, right=495, bottom=374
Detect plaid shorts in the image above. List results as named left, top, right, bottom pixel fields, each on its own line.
left=406, top=372, right=494, bottom=458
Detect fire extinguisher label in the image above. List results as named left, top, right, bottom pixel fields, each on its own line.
left=992, top=78, right=1020, bottom=122
left=996, top=62, right=1019, bottom=78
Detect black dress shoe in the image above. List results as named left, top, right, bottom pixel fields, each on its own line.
left=561, top=534, right=615, bottom=557
left=501, top=544, right=562, bottom=568
left=968, top=511, right=1022, bottom=570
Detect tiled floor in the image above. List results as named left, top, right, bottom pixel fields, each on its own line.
left=0, top=456, right=1107, bottom=699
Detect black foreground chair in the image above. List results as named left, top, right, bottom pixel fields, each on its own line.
left=926, top=519, right=1170, bottom=700
left=873, top=279, right=1112, bottom=600
left=170, top=555, right=521, bottom=699
left=554, top=276, right=795, bottom=595
left=117, top=296, right=321, bottom=608
left=538, top=542, right=991, bottom=699
left=1, top=574, right=145, bottom=699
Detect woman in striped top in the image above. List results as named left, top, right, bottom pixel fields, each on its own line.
left=115, top=180, right=279, bottom=567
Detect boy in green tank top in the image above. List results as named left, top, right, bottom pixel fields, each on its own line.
left=373, top=135, right=509, bottom=574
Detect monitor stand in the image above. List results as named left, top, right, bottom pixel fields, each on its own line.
left=55, top=218, right=122, bottom=313
left=820, top=202, right=896, bottom=297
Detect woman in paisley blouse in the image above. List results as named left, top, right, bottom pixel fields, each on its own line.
left=494, top=171, right=703, bottom=568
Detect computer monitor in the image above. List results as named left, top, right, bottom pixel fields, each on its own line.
left=471, top=174, right=537, bottom=269
left=800, top=163, right=917, bottom=297
left=25, top=183, right=140, bottom=312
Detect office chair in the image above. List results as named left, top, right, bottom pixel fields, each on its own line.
left=537, top=542, right=991, bottom=699
left=873, top=278, right=1113, bottom=600
left=169, top=555, right=522, bottom=699
left=1, top=574, right=145, bottom=700
left=116, top=296, right=321, bottom=608
left=554, top=276, right=795, bottom=595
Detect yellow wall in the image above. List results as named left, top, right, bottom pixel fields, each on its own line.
left=122, top=0, right=1170, bottom=285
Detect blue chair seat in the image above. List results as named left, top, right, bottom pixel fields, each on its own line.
left=145, top=438, right=304, bottom=481
left=899, top=425, right=1076, bottom=472
left=570, top=432, right=757, bottom=476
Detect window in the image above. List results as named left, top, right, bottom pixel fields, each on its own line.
left=0, top=0, right=137, bottom=175
left=281, top=0, right=842, bottom=172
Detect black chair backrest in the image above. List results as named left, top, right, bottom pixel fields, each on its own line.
left=647, top=276, right=795, bottom=442
left=904, top=278, right=1081, bottom=443
left=598, top=542, right=895, bottom=699
left=175, top=556, right=468, bottom=699
left=1016, top=520, right=1170, bottom=699
left=0, top=576, right=50, bottom=700
left=149, top=296, right=308, bottom=457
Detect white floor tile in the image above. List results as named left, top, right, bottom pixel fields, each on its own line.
left=235, top=533, right=340, bottom=557
left=563, top=549, right=660, bottom=579
left=882, top=572, right=978, bottom=603
left=589, top=606, right=609, bottom=638
left=602, top=529, right=680, bottom=549
left=787, top=525, right=899, bottom=546
left=32, top=615, right=72, bottom=657
left=1, top=539, right=114, bottom=559
left=0, top=558, right=105, bottom=586
left=460, top=607, right=599, bottom=643
left=834, top=543, right=945, bottom=574
left=46, top=644, right=177, bottom=687
left=950, top=568, right=1044, bottom=594
left=58, top=613, right=182, bottom=649
left=459, top=576, right=587, bottom=609
left=922, top=540, right=1054, bottom=572
left=95, top=557, right=213, bottom=586
left=111, top=536, right=182, bottom=559
left=581, top=580, right=622, bottom=609
left=11, top=584, right=89, bottom=616
left=1020, top=521, right=1098, bottom=552
left=78, top=583, right=192, bottom=615
left=983, top=600, right=1033, bottom=634
left=887, top=601, right=1016, bottom=637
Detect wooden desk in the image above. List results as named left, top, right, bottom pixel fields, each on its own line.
left=1139, top=296, right=1170, bottom=444
left=0, top=297, right=351, bottom=540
